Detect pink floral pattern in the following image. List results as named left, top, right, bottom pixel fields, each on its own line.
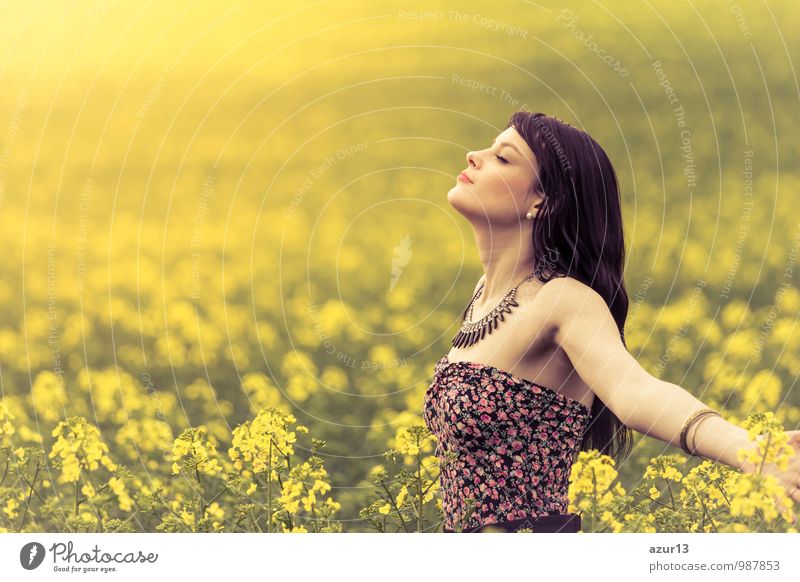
left=423, top=355, right=592, bottom=532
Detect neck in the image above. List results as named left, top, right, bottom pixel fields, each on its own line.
left=474, top=224, right=537, bottom=303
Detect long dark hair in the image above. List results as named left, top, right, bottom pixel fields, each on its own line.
left=505, top=111, right=633, bottom=464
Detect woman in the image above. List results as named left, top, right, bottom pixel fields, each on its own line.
left=422, top=111, right=800, bottom=533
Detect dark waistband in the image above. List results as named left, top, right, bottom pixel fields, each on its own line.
left=442, top=513, right=581, bottom=533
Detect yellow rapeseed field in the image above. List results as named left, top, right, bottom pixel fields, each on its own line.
left=1, top=1, right=799, bottom=532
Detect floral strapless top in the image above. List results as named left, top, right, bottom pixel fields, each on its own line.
left=423, top=355, right=592, bottom=532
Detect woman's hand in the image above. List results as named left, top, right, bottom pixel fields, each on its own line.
left=741, top=430, right=800, bottom=525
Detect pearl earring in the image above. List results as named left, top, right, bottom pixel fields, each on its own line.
left=526, top=201, right=543, bottom=220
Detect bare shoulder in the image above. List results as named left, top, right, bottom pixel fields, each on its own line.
left=538, top=275, right=604, bottom=302
left=536, top=276, right=609, bottom=332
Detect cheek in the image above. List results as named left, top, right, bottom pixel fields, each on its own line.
left=485, top=171, right=527, bottom=204
left=471, top=172, right=507, bottom=199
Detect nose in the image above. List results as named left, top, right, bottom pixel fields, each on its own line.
left=466, top=149, right=479, bottom=168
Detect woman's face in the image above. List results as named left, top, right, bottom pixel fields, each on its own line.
left=447, top=126, right=542, bottom=224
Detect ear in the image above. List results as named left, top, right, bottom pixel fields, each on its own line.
left=530, top=189, right=546, bottom=210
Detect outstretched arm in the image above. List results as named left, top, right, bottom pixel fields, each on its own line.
left=545, top=277, right=800, bottom=505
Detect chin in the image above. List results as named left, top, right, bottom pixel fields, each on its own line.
left=447, top=182, right=474, bottom=206
left=446, top=187, right=468, bottom=213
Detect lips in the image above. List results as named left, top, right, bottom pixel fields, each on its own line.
left=458, top=171, right=473, bottom=184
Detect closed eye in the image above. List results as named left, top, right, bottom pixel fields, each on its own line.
left=495, top=154, right=508, bottom=164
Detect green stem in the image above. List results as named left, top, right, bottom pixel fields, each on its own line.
left=194, top=466, right=205, bottom=526
left=310, top=497, right=318, bottom=532
left=590, top=467, right=597, bottom=532
left=754, top=506, right=765, bottom=533
left=206, top=483, right=230, bottom=508
left=698, top=496, right=718, bottom=532
left=17, top=460, right=40, bottom=532
left=416, top=448, right=423, bottom=531
left=232, top=513, right=247, bottom=531
left=648, top=496, right=674, bottom=510
left=250, top=505, right=263, bottom=532
left=757, top=432, right=772, bottom=475
left=17, top=472, right=46, bottom=503
left=1, top=451, right=9, bottom=486
left=380, top=479, right=409, bottom=532
left=420, top=478, right=437, bottom=498
left=108, top=508, right=137, bottom=533
left=712, top=480, right=732, bottom=507
left=267, top=439, right=272, bottom=533
left=159, top=490, right=188, bottom=524
left=300, top=479, right=319, bottom=532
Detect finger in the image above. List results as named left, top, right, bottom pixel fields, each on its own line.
left=775, top=496, right=793, bottom=525
left=777, top=499, right=798, bottom=527
left=776, top=501, right=792, bottom=524
left=775, top=486, right=799, bottom=526
left=788, top=489, right=800, bottom=525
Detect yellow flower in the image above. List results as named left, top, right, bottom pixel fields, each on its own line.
left=81, top=482, right=96, bottom=498
left=0, top=401, right=16, bottom=448
left=643, top=454, right=686, bottom=483
left=170, top=426, right=222, bottom=477
left=48, top=417, right=116, bottom=484
left=3, top=498, right=20, bottom=519
left=395, top=485, right=408, bottom=507
left=394, top=429, right=419, bottom=456
left=80, top=511, right=97, bottom=524
left=737, top=412, right=794, bottom=472
left=312, top=478, right=331, bottom=495
left=108, top=476, right=134, bottom=511
left=568, top=450, right=626, bottom=525
left=205, top=501, right=224, bottom=520
left=31, top=371, right=67, bottom=423
left=229, top=408, right=301, bottom=476
left=281, top=351, right=318, bottom=401
left=279, top=478, right=303, bottom=513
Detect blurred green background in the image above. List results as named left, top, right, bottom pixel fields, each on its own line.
left=1, top=0, right=799, bottom=530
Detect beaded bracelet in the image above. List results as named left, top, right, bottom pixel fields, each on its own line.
left=679, top=408, right=720, bottom=456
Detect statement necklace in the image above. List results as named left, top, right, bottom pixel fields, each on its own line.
left=451, top=267, right=541, bottom=348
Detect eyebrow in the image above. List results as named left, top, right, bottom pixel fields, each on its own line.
left=492, top=138, right=522, bottom=156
